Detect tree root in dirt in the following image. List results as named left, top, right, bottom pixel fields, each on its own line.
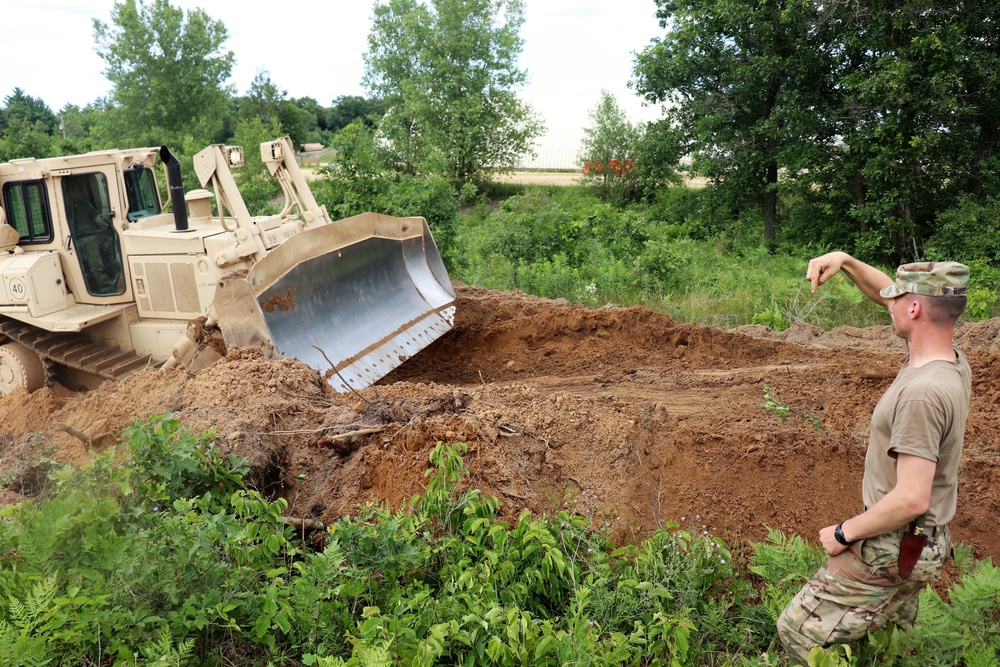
left=51, top=421, right=111, bottom=450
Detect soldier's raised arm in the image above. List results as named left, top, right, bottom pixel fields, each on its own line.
left=806, top=251, right=894, bottom=308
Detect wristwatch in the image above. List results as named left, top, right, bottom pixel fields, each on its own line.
left=834, top=522, right=853, bottom=546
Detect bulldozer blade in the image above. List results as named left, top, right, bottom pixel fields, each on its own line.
left=211, top=213, right=455, bottom=392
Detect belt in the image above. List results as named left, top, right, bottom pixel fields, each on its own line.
left=862, top=507, right=946, bottom=541
left=890, top=522, right=946, bottom=540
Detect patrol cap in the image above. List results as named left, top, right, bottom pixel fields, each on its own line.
left=879, top=261, right=969, bottom=299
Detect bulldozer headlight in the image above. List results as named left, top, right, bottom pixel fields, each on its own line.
left=261, top=141, right=283, bottom=164
left=226, top=146, right=245, bottom=168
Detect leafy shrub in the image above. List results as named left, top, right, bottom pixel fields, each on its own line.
left=926, top=195, right=1000, bottom=265
left=748, top=527, right=827, bottom=621
left=1, top=414, right=994, bottom=666
left=310, top=121, right=460, bottom=265
left=0, top=415, right=293, bottom=665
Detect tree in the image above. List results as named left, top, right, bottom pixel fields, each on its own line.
left=232, top=70, right=312, bottom=148
left=0, top=118, right=54, bottom=161
left=240, top=70, right=284, bottom=127
left=1, top=88, right=58, bottom=135
left=633, top=0, right=832, bottom=245
left=363, top=0, right=544, bottom=183
left=93, top=0, right=234, bottom=146
left=820, top=0, right=1000, bottom=262
left=287, top=97, right=323, bottom=141
left=633, top=0, right=1000, bottom=263
left=230, top=117, right=285, bottom=213
left=326, top=95, right=386, bottom=134
left=578, top=91, right=643, bottom=203
left=54, top=103, right=102, bottom=155
left=0, top=89, right=58, bottom=160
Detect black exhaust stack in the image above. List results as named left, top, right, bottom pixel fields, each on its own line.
left=160, top=146, right=189, bottom=231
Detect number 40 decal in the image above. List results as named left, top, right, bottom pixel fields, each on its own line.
left=7, top=278, right=27, bottom=301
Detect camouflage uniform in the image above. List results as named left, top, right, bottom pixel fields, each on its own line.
left=777, top=529, right=950, bottom=664
left=777, top=261, right=970, bottom=665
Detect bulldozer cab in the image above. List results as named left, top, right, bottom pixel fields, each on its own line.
left=61, top=173, right=125, bottom=296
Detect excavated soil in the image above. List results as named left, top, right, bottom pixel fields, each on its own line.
left=2, top=284, right=1000, bottom=564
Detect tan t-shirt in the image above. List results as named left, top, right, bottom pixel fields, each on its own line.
left=862, top=347, right=971, bottom=526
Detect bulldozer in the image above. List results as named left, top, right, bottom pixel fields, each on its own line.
left=0, top=137, right=455, bottom=396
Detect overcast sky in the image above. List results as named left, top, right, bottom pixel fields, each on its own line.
left=3, top=0, right=666, bottom=168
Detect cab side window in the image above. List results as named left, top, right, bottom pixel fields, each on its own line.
left=2, top=181, right=53, bottom=243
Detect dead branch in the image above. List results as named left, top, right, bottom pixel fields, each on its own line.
left=315, top=426, right=387, bottom=442
left=281, top=517, right=325, bottom=531
left=51, top=422, right=102, bottom=449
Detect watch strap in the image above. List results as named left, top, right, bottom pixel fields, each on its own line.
left=834, top=521, right=853, bottom=546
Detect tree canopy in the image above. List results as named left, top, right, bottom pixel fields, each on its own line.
left=93, top=0, right=235, bottom=146
left=363, top=0, right=544, bottom=183
left=633, top=0, right=1000, bottom=262
left=0, top=89, right=58, bottom=161
left=578, top=91, right=644, bottom=203
left=633, top=0, right=832, bottom=245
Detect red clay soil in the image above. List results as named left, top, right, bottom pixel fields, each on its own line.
left=2, top=284, right=999, bottom=565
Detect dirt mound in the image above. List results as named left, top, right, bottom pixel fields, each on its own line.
left=2, top=284, right=999, bottom=563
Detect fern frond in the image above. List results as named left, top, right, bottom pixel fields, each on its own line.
left=894, top=559, right=1000, bottom=664
left=961, top=637, right=997, bottom=667
left=7, top=575, right=58, bottom=635
left=947, top=558, right=1000, bottom=623
left=141, top=626, right=195, bottom=667
left=0, top=618, right=53, bottom=667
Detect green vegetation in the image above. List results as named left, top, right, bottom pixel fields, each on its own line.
left=363, top=0, right=543, bottom=183
left=762, top=386, right=824, bottom=431
left=633, top=0, right=1000, bottom=264
left=4, top=0, right=1000, bottom=285
left=449, top=185, right=917, bottom=329
left=1, top=416, right=997, bottom=665
left=3, top=0, right=998, bottom=660
left=92, top=0, right=235, bottom=149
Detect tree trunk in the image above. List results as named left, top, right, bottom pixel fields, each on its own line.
left=901, top=201, right=918, bottom=261
left=970, top=121, right=998, bottom=197
left=852, top=168, right=869, bottom=234
left=763, top=151, right=778, bottom=245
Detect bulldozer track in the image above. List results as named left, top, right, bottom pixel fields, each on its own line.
left=0, top=318, right=154, bottom=383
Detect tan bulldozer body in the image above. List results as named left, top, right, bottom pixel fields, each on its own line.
left=0, top=137, right=455, bottom=395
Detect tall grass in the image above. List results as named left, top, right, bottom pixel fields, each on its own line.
left=452, top=187, right=899, bottom=330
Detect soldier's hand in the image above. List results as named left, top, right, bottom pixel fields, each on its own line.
left=806, top=252, right=849, bottom=294
left=819, top=523, right=849, bottom=556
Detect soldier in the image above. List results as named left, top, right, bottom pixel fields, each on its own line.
left=777, top=252, right=971, bottom=664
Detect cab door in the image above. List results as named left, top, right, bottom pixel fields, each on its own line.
left=61, top=171, right=126, bottom=299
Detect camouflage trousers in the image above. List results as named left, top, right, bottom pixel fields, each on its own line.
left=776, top=528, right=950, bottom=665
